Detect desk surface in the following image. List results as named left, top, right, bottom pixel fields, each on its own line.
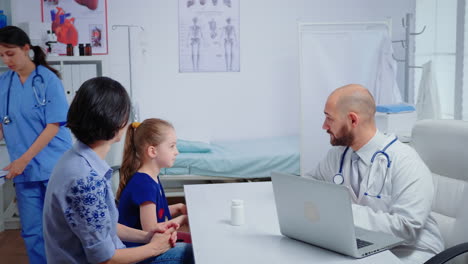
left=185, top=182, right=401, bottom=264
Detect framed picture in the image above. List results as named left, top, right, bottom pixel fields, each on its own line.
left=41, top=0, right=108, bottom=55
left=179, top=0, right=240, bottom=72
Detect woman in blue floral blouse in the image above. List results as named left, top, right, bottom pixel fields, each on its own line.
left=43, top=77, right=194, bottom=264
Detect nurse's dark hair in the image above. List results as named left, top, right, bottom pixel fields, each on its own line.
left=67, top=77, right=131, bottom=145
left=0, top=26, right=60, bottom=78
left=117, top=118, right=173, bottom=199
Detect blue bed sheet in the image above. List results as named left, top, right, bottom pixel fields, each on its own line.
left=161, top=136, right=300, bottom=178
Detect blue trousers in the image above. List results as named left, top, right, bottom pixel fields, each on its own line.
left=139, top=242, right=194, bottom=264
left=15, top=181, right=48, bottom=264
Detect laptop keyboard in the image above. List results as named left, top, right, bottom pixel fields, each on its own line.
left=356, top=238, right=373, bottom=249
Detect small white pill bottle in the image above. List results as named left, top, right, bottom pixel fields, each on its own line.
left=230, top=199, right=245, bottom=226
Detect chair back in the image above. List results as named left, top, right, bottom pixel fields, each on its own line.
left=411, top=120, right=468, bottom=263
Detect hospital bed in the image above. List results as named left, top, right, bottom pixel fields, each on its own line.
left=158, top=136, right=300, bottom=197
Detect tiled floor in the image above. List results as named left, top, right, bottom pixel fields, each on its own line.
left=0, top=229, right=28, bottom=264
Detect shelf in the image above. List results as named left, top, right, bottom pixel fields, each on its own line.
left=47, top=55, right=108, bottom=62
left=0, top=55, right=107, bottom=64
left=46, top=56, right=107, bottom=77
left=0, top=55, right=107, bottom=70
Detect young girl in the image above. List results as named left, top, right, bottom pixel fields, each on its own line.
left=117, top=118, right=190, bottom=247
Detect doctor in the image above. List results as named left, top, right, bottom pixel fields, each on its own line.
left=0, top=26, right=72, bottom=263
left=306, top=84, right=443, bottom=264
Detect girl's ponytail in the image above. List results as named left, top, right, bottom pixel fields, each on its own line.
left=117, top=124, right=141, bottom=199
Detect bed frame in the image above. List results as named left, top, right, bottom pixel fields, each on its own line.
left=110, top=166, right=270, bottom=198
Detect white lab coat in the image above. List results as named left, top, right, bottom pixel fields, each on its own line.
left=306, top=131, right=444, bottom=263
left=373, top=31, right=403, bottom=105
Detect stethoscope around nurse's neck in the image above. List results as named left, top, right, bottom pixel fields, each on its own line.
left=3, top=67, right=46, bottom=125
left=333, top=136, right=398, bottom=199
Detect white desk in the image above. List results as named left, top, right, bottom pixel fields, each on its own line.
left=185, top=182, right=402, bottom=264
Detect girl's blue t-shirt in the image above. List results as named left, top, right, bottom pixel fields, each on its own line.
left=118, top=172, right=171, bottom=246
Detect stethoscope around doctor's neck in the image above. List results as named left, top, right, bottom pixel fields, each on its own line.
left=333, top=136, right=398, bottom=199
left=3, top=67, right=46, bottom=125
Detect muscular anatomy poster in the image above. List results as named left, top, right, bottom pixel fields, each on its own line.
left=41, top=0, right=108, bottom=55
left=179, top=0, right=240, bottom=72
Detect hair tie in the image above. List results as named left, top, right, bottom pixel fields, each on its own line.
left=131, top=122, right=141, bottom=128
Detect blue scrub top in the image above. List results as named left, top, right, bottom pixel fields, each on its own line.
left=0, top=65, right=72, bottom=183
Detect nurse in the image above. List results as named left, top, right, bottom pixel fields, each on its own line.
left=0, top=26, right=72, bottom=263
left=306, top=84, right=444, bottom=264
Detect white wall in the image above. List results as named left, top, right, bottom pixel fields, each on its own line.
left=11, top=0, right=414, bottom=143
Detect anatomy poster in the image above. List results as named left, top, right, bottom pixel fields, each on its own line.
left=41, top=0, right=108, bottom=55
left=179, top=0, right=240, bottom=72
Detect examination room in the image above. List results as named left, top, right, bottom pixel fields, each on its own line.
left=0, top=0, right=467, bottom=263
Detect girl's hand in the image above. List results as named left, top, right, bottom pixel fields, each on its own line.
left=143, top=221, right=179, bottom=244
left=170, top=203, right=188, bottom=216
left=170, top=230, right=178, bottom=247
left=147, top=228, right=176, bottom=256
left=153, top=221, right=180, bottom=234
left=170, top=215, right=188, bottom=228
left=178, top=203, right=188, bottom=215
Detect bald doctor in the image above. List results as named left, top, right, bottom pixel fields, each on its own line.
left=305, top=84, right=443, bottom=264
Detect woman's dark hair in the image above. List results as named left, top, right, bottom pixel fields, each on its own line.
left=67, top=77, right=131, bottom=145
left=0, top=26, right=60, bottom=78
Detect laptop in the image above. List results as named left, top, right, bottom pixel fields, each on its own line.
left=271, top=172, right=404, bottom=258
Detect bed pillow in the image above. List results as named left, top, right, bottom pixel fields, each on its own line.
left=177, top=139, right=212, bottom=153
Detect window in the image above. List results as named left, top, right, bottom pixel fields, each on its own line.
left=415, top=0, right=468, bottom=120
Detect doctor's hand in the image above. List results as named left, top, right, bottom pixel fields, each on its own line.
left=3, top=158, right=28, bottom=180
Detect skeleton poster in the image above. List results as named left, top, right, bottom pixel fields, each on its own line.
left=179, top=0, right=240, bottom=72
left=41, top=0, right=108, bottom=55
